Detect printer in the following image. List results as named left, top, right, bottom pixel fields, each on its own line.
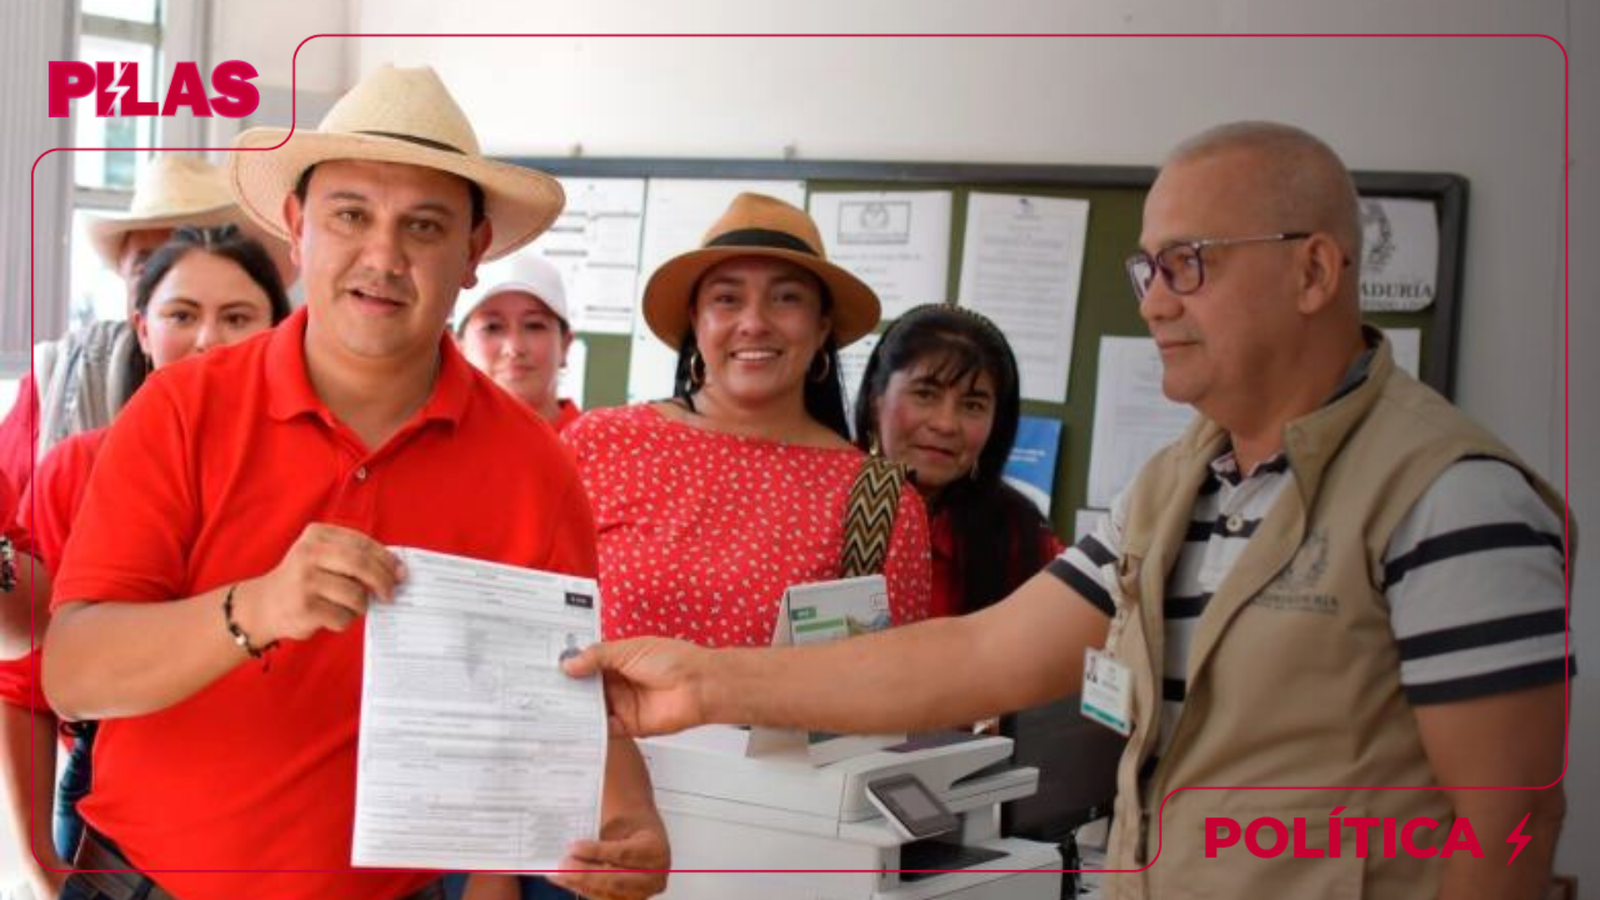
left=642, top=728, right=1063, bottom=900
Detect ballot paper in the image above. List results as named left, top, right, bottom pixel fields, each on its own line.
left=352, top=547, right=607, bottom=871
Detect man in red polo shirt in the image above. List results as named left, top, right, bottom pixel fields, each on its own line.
left=42, top=65, right=668, bottom=900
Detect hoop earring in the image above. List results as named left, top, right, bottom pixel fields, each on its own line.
left=688, top=350, right=706, bottom=389
left=809, top=352, right=832, bottom=383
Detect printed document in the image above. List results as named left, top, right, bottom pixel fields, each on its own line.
left=809, top=190, right=954, bottom=320
left=958, top=192, right=1090, bottom=403
left=1086, top=336, right=1193, bottom=508
left=352, top=547, right=607, bottom=870
left=537, top=177, right=647, bottom=335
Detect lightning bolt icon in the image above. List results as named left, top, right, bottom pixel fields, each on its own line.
left=106, top=61, right=135, bottom=114
left=1505, top=811, right=1532, bottom=865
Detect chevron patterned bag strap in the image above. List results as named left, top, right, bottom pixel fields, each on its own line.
left=840, top=456, right=909, bottom=578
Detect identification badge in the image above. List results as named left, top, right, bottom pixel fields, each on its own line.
left=1081, top=647, right=1133, bottom=736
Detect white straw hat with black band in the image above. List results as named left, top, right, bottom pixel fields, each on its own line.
left=228, top=64, right=564, bottom=262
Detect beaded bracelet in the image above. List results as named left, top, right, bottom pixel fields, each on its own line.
left=0, top=535, right=16, bottom=593
left=222, top=582, right=277, bottom=663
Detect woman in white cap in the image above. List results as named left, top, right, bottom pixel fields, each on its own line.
left=563, top=193, right=930, bottom=650
left=453, top=254, right=582, bottom=431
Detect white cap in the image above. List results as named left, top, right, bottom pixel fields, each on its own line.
left=454, top=252, right=570, bottom=331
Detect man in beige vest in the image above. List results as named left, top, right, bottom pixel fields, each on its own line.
left=567, top=121, right=1572, bottom=900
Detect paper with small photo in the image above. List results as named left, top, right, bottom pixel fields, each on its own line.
left=352, top=548, right=607, bottom=871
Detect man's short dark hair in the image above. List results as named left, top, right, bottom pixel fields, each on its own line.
left=293, top=163, right=487, bottom=228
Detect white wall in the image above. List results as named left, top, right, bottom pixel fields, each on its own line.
left=209, top=0, right=352, bottom=95
left=1563, top=0, right=1598, bottom=892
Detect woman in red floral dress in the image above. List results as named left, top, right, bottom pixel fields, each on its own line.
left=564, top=194, right=930, bottom=648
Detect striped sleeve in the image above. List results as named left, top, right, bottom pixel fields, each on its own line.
left=1385, top=458, right=1572, bottom=705
left=1047, top=491, right=1124, bottom=617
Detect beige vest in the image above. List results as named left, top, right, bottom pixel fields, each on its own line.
left=1098, top=339, right=1566, bottom=900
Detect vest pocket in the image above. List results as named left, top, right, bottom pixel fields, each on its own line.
left=1157, top=804, right=1365, bottom=900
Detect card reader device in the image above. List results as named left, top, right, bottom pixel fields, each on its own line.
left=865, top=772, right=960, bottom=841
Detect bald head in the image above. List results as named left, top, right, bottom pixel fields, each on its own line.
left=1166, top=121, right=1363, bottom=285
left=1138, top=122, right=1369, bottom=442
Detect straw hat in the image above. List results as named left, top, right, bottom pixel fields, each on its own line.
left=228, top=64, right=563, bottom=261
left=641, top=193, right=881, bottom=348
left=85, top=155, right=240, bottom=269
left=454, top=253, right=570, bottom=332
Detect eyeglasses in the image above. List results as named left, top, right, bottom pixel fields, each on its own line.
left=1124, top=232, right=1312, bottom=301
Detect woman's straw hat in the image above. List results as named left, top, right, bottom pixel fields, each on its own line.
left=641, top=193, right=881, bottom=348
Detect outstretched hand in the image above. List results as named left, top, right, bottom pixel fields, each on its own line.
left=560, top=637, right=712, bottom=737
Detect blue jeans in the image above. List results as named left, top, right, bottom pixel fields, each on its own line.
left=54, top=721, right=97, bottom=862
left=57, top=874, right=153, bottom=900
left=441, top=872, right=577, bottom=900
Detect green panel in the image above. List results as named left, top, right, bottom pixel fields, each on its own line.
left=534, top=159, right=1463, bottom=545
left=578, top=333, right=634, bottom=412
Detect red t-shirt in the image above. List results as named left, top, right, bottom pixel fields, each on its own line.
left=20, top=427, right=105, bottom=578
left=0, top=644, right=44, bottom=712
left=0, top=372, right=39, bottom=495
left=52, top=308, right=598, bottom=900
left=553, top=398, right=583, bottom=433
left=0, top=506, right=40, bottom=711
left=0, top=472, right=37, bottom=711
left=1, top=470, right=13, bottom=538
left=927, top=505, right=1066, bottom=618
left=563, top=404, right=930, bottom=647
left=0, top=428, right=104, bottom=713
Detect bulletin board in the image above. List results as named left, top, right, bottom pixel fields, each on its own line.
left=504, top=156, right=1467, bottom=538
